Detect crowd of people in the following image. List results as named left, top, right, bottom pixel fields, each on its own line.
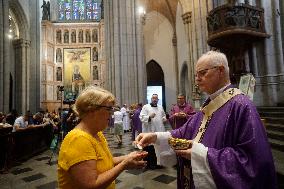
left=0, top=109, right=60, bottom=132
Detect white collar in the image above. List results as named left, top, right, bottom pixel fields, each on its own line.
left=209, top=83, right=231, bottom=100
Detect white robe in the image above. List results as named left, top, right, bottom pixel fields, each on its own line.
left=139, top=104, right=166, bottom=133
left=120, top=107, right=130, bottom=130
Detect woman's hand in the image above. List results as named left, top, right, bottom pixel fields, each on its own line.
left=135, top=133, right=157, bottom=148
left=122, top=151, right=148, bottom=169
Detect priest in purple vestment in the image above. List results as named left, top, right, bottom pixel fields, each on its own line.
left=136, top=51, right=277, bottom=189
left=131, top=103, right=143, bottom=141
left=169, top=94, right=195, bottom=129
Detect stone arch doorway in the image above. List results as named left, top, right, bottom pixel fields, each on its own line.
left=146, top=60, right=166, bottom=111
left=7, top=1, right=30, bottom=113
left=180, top=62, right=190, bottom=102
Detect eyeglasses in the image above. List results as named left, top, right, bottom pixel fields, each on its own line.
left=195, top=66, right=219, bottom=78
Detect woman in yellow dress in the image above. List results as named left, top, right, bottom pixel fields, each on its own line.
left=58, top=86, right=147, bottom=189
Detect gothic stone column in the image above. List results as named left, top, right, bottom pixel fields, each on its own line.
left=105, top=0, right=145, bottom=105
left=172, top=32, right=180, bottom=95
left=13, top=38, right=31, bottom=114
left=182, top=12, right=200, bottom=107
left=0, top=0, right=10, bottom=112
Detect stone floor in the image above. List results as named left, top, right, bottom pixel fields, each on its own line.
left=0, top=128, right=283, bottom=189
left=0, top=129, right=177, bottom=189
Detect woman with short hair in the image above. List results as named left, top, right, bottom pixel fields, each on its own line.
left=58, top=86, right=147, bottom=189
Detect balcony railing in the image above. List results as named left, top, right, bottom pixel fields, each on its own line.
left=207, top=3, right=269, bottom=48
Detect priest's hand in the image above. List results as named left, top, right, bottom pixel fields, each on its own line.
left=178, top=112, right=187, bottom=117
left=175, top=148, right=192, bottom=160
left=135, top=133, right=157, bottom=148
left=149, top=113, right=156, bottom=118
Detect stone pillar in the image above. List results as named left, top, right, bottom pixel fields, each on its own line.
left=172, top=32, right=180, bottom=95
left=13, top=39, right=31, bottom=114
left=0, top=0, right=3, bottom=111
left=136, top=0, right=146, bottom=104
left=99, top=20, right=106, bottom=87
left=0, top=0, right=5, bottom=111
left=253, top=0, right=284, bottom=106
left=0, top=0, right=10, bottom=112
left=261, top=0, right=284, bottom=75
left=182, top=12, right=197, bottom=106
left=105, top=0, right=145, bottom=105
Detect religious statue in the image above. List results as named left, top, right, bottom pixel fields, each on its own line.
left=79, top=30, right=83, bottom=43
left=56, top=30, right=62, bottom=43
left=56, top=48, right=62, bottom=62
left=86, top=30, right=91, bottom=43
left=64, top=30, right=69, bottom=43
left=72, top=65, right=84, bottom=81
left=57, top=89, right=62, bottom=100
left=41, top=0, right=50, bottom=20
left=71, top=31, right=76, bottom=43
left=56, top=67, right=62, bottom=81
left=93, top=66, right=99, bottom=80
left=47, top=1, right=50, bottom=19
left=92, top=29, right=98, bottom=42
left=72, top=65, right=85, bottom=97
left=93, top=47, right=98, bottom=61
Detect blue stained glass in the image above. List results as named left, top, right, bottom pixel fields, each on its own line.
left=86, top=0, right=92, bottom=5
left=65, top=3, right=71, bottom=11
left=79, top=2, right=84, bottom=12
left=93, top=11, right=98, bottom=19
left=93, top=3, right=98, bottom=10
left=73, top=1, right=79, bottom=10
left=59, top=12, right=65, bottom=20
left=87, top=12, right=92, bottom=19
left=59, top=3, right=63, bottom=11
left=80, top=12, right=85, bottom=20
left=58, top=0, right=101, bottom=21
left=86, top=3, right=92, bottom=11
left=66, top=12, right=71, bottom=20
left=73, top=12, right=79, bottom=19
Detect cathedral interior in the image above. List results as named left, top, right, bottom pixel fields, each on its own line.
left=0, top=0, right=284, bottom=188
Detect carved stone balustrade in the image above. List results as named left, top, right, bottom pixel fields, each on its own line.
left=207, top=3, right=269, bottom=50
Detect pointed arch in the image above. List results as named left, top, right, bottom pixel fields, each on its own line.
left=146, top=59, right=166, bottom=110
left=9, top=0, right=29, bottom=39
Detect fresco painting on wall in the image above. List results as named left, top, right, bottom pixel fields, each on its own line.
left=63, top=48, right=91, bottom=100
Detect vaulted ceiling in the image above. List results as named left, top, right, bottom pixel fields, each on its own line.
left=144, top=0, right=179, bottom=27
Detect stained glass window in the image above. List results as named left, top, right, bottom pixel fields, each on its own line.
left=58, top=0, right=101, bottom=21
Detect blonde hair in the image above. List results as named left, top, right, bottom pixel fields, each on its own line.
left=73, top=86, right=115, bottom=119
left=197, top=50, right=230, bottom=77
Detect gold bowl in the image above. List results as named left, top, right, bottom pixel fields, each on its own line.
left=168, top=137, right=192, bottom=150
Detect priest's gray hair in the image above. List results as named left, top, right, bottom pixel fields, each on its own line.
left=197, top=50, right=230, bottom=78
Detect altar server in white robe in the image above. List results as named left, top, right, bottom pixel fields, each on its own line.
left=121, top=104, right=130, bottom=132
left=139, top=94, right=167, bottom=169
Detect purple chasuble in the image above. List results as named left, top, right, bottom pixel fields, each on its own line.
left=131, top=107, right=142, bottom=141
left=169, top=103, right=195, bottom=129
left=171, top=92, right=277, bottom=189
